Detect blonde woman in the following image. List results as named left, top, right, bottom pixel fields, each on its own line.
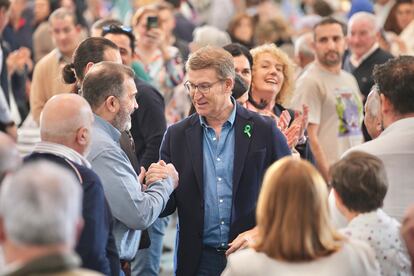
left=222, top=157, right=380, bottom=276
left=247, top=44, right=311, bottom=160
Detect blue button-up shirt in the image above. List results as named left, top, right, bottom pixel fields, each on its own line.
left=87, top=115, right=174, bottom=260
left=200, top=101, right=236, bottom=247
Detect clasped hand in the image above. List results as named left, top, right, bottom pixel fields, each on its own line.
left=138, top=160, right=179, bottom=190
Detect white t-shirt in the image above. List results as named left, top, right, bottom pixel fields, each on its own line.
left=222, top=239, right=380, bottom=276
left=292, top=63, right=363, bottom=165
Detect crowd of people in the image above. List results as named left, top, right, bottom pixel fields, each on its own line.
left=1, top=0, right=414, bottom=275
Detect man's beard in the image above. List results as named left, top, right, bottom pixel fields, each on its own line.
left=320, top=51, right=342, bottom=67
left=113, top=109, right=132, bottom=132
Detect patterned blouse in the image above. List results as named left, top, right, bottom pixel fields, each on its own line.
left=341, top=209, right=411, bottom=276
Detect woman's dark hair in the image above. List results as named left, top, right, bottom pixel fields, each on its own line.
left=62, top=37, right=119, bottom=84
left=223, top=43, right=253, bottom=69
left=330, top=151, right=388, bottom=213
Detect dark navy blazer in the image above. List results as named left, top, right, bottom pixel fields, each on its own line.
left=160, top=104, right=291, bottom=276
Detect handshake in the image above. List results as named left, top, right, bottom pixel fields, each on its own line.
left=138, top=160, right=179, bottom=190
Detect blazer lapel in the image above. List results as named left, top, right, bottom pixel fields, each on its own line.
left=232, top=106, right=253, bottom=195
left=185, top=117, right=204, bottom=197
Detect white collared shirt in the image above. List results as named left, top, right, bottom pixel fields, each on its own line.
left=349, top=43, right=379, bottom=68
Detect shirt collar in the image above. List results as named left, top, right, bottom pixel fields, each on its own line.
left=33, top=141, right=91, bottom=168
left=55, top=49, right=72, bottom=64
left=350, top=43, right=379, bottom=67
left=94, top=114, right=121, bottom=142
left=380, top=117, right=414, bottom=137
left=199, top=97, right=237, bottom=128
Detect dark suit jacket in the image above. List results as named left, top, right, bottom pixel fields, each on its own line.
left=160, top=104, right=291, bottom=276
left=24, top=153, right=120, bottom=276
left=130, top=77, right=166, bottom=170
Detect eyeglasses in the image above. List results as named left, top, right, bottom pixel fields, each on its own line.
left=184, top=80, right=223, bottom=95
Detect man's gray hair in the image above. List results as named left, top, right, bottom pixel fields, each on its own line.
left=348, top=12, right=379, bottom=34
left=294, top=32, right=314, bottom=59
left=0, top=161, right=82, bottom=247
left=49, top=7, right=77, bottom=25
left=186, top=46, right=235, bottom=80
left=81, top=61, right=135, bottom=110
left=366, top=85, right=381, bottom=118
left=192, top=25, right=231, bottom=48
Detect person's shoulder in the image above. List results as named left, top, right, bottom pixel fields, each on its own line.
left=225, top=248, right=271, bottom=275
left=336, top=238, right=380, bottom=274
left=167, top=113, right=198, bottom=132
left=341, top=238, right=376, bottom=258
left=296, top=64, right=323, bottom=87
left=134, top=78, right=164, bottom=103
left=371, top=47, right=394, bottom=61
left=343, top=139, right=379, bottom=157
left=35, top=49, right=58, bottom=68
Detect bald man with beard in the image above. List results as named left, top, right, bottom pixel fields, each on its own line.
left=24, top=94, right=120, bottom=275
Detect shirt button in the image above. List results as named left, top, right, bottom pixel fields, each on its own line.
left=219, top=199, right=223, bottom=203
left=217, top=157, right=221, bottom=161
left=218, top=177, right=222, bottom=182
left=212, top=137, right=217, bottom=141
left=221, top=221, right=224, bottom=225
left=221, top=243, right=225, bottom=247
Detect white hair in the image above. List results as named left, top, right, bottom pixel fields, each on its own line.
left=348, top=12, right=379, bottom=34
left=192, top=25, right=231, bottom=48
left=366, top=85, right=381, bottom=118
left=0, top=161, right=82, bottom=247
left=294, top=32, right=314, bottom=58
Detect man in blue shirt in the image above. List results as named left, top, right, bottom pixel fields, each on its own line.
left=81, top=61, right=179, bottom=275
left=160, top=46, right=291, bottom=276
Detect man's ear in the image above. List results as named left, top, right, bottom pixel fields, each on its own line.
left=84, top=62, right=95, bottom=76
left=74, top=218, right=84, bottom=245
left=104, top=95, right=119, bottom=113
left=380, top=93, right=392, bottom=116
left=75, top=127, right=89, bottom=146
left=225, top=78, right=235, bottom=93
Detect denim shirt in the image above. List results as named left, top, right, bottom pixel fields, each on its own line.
left=200, top=101, right=236, bottom=248
left=87, top=115, right=174, bottom=260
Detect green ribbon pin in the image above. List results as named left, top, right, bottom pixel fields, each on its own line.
left=244, top=124, right=252, bottom=138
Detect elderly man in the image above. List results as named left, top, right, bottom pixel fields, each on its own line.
left=24, top=94, right=119, bottom=275
left=30, top=8, right=83, bottom=124
left=159, top=46, right=290, bottom=276
left=0, top=161, right=102, bottom=275
left=82, top=61, right=178, bottom=275
left=343, top=12, right=393, bottom=140
left=294, top=32, right=315, bottom=77
left=344, top=12, right=393, bottom=98
left=343, top=56, right=414, bottom=222
left=293, top=17, right=364, bottom=181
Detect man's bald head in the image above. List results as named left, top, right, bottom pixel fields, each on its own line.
left=0, top=132, right=21, bottom=182
left=40, top=94, right=94, bottom=154
left=364, top=86, right=383, bottom=139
